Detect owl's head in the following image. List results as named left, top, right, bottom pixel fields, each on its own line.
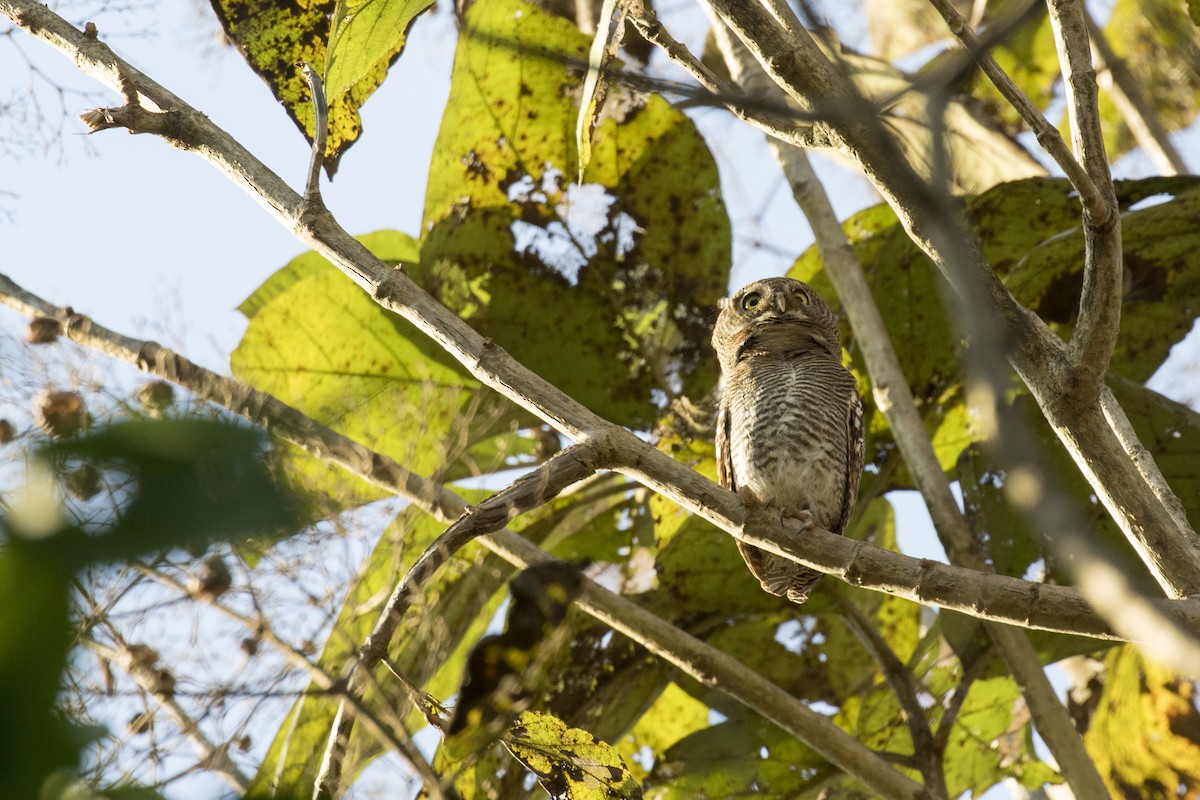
left=712, top=278, right=841, bottom=371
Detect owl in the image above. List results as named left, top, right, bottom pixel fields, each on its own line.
left=712, top=277, right=864, bottom=604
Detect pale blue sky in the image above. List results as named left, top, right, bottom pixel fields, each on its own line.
left=2, top=2, right=1197, bottom=798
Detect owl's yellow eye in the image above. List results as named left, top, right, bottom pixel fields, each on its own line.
left=796, top=291, right=809, bottom=305
left=741, top=292, right=762, bottom=311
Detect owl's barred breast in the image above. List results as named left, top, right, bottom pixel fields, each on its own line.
left=723, top=353, right=856, bottom=531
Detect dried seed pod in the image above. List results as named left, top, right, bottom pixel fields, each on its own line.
left=136, top=381, right=175, bottom=415
left=126, top=644, right=160, bottom=669
left=127, top=711, right=153, bottom=736
left=189, top=555, right=232, bottom=601
left=26, top=317, right=62, bottom=344
left=66, top=464, right=102, bottom=501
left=35, top=390, right=89, bottom=438
left=149, top=668, right=175, bottom=698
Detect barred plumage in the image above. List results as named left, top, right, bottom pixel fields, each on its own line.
left=713, top=277, right=864, bottom=604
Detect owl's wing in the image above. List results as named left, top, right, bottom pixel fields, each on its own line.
left=715, top=398, right=736, bottom=492
left=833, top=387, right=865, bottom=535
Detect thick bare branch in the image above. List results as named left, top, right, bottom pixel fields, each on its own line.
left=703, top=0, right=1200, bottom=599
left=704, top=19, right=1110, bottom=796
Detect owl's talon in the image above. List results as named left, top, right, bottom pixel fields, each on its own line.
left=782, top=510, right=814, bottom=535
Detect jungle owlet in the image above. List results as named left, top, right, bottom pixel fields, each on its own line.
left=713, top=277, right=864, bottom=604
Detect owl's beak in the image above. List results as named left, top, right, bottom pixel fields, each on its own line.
left=772, top=293, right=789, bottom=314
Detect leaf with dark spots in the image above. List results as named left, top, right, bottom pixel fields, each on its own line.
left=792, top=176, right=1200, bottom=487
left=420, top=0, right=729, bottom=429
left=503, top=710, right=642, bottom=799
left=209, top=0, right=430, bottom=176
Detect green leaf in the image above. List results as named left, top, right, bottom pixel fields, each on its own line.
left=1085, top=645, right=1200, bottom=795
left=233, top=230, right=524, bottom=513
left=209, top=0, right=423, bottom=175
left=325, top=0, right=433, bottom=104
left=646, top=716, right=834, bottom=799
left=1006, top=179, right=1200, bottom=383
left=504, top=710, right=641, bottom=799
left=943, top=674, right=1060, bottom=796
left=420, top=0, right=730, bottom=428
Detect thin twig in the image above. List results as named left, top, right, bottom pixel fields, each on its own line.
left=1045, top=0, right=1123, bottom=406
left=133, top=566, right=450, bottom=799
left=83, top=637, right=252, bottom=793
left=924, top=0, right=1108, bottom=217
left=1083, top=10, right=1186, bottom=174
left=299, top=62, right=327, bottom=206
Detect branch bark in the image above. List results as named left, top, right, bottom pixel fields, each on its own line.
left=702, top=0, right=1200, bottom=601
left=0, top=275, right=926, bottom=799
left=8, top=273, right=1186, bottom=641
left=702, top=15, right=1110, bottom=796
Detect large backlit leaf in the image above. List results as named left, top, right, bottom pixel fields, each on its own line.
left=325, top=0, right=433, bottom=104
left=792, top=176, right=1200, bottom=486
left=233, top=230, right=526, bottom=511
left=420, top=0, right=730, bottom=428
left=616, top=682, right=709, bottom=782
left=942, top=674, right=1060, bottom=796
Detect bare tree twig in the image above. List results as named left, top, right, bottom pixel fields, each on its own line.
left=133, top=566, right=450, bottom=799
left=1083, top=10, right=1186, bottom=175
left=0, top=273, right=927, bottom=798
left=83, top=638, right=252, bottom=793
left=924, top=0, right=1107, bottom=213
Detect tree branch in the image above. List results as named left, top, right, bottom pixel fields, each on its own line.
left=924, top=0, right=1107, bottom=214
left=702, top=17, right=1110, bottom=797
left=83, top=637, right=252, bottom=793
left=0, top=274, right=926, bottom=799
left=1045, top=0, right=1123, bottom=405
left=702, top=0, right=1200, bottom=601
